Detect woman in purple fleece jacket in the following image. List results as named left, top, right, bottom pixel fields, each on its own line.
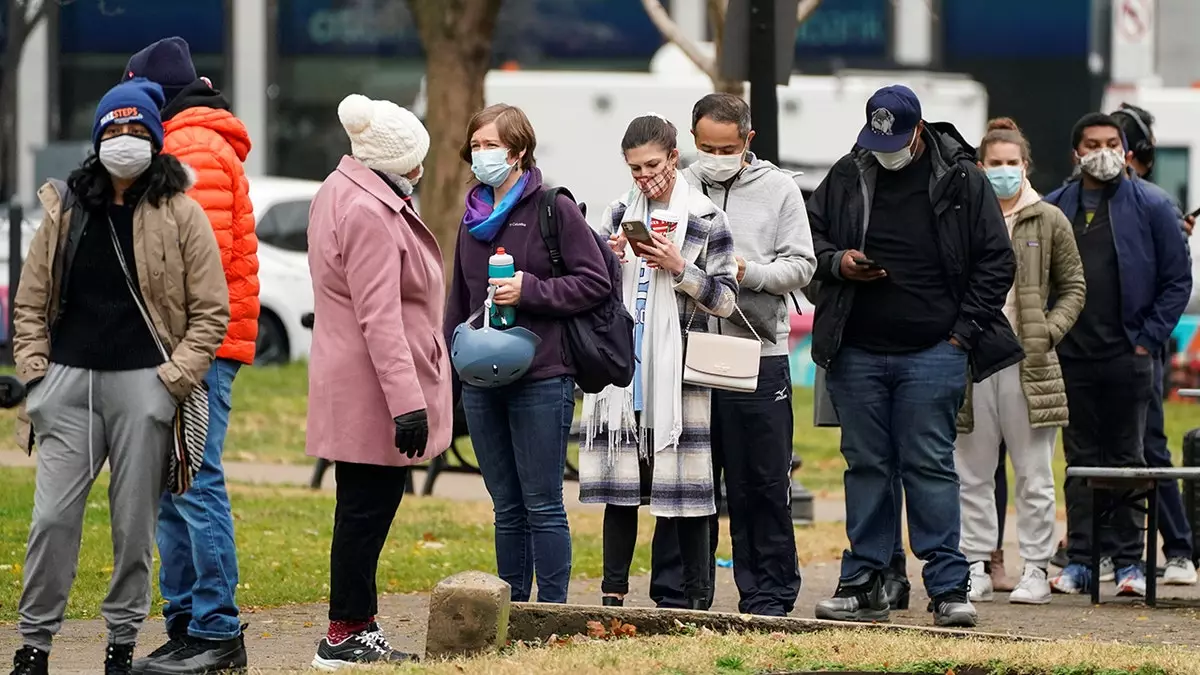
left=444, top=104, right=611, bottom=603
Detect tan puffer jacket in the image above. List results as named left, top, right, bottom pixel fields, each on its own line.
left=958, top=197, right=1086, bottom=433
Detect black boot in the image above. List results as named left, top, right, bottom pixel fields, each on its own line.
left=139, top=625, right=248, bottom=675
left=601, top=596, right=624, bottom=607
left=131, top=624, right=189, bottom=674
left=686, top=596, right=708, bottom=611
left=105, top=644, right=135, bottom=675
left=814, top=572, right=889, bottom=623
left=9, top=646, right=48, bottom=675
left=882, top=567, right=911, bottom=611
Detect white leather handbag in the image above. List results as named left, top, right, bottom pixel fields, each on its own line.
left=682, top=302, right=762, bottom=393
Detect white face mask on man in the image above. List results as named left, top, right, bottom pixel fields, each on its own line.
left=1078, top=147, right=1125, bottom=182
left=872, top=130, right=919, bottom=171
left=99, top=135, right=154, bottom=180
left=694, top=150, right=745, bottom=183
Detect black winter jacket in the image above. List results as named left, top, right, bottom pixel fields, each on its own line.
left=806, top=121, right=1024, bottom=383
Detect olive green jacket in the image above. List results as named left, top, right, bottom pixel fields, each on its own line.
left=958, top=199, right=1086, bottom=433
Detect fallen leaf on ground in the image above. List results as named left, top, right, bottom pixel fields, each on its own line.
left=615, top=622, right=637, bottom=638
left=586, top=620, right=607, bottom=639
left=422, top=532, right=438, bottom=541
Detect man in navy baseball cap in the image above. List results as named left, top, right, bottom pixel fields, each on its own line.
left=805, top=82, right=1020, bottom=628
left=856, top=84, right=923, bottom=156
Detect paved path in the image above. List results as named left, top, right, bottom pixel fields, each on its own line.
left=2, top=451, right=1199, bottom=672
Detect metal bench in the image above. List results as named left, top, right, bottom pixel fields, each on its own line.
left=1064, top=466, right=1200, bottom=607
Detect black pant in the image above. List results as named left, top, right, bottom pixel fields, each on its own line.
left=1062, top=353, right=1154, bottom=569
left=603, top=505, right=711, bottom=601
left=996, top=441, right=1007, bottom=551
left=329, top=462, right=409, bottom=621
left=652, top=356, right=800, bottom=615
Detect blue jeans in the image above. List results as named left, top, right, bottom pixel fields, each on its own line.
left=826, top=342, right=969, bottom=598
left=463, top=376, right=574, bottom=603
left=156, top=358, right=241, bottom=640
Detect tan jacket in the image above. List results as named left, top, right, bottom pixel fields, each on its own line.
left=13, top=176, right=230, bottom=450
left=958, top=197, right=1086, bottom=433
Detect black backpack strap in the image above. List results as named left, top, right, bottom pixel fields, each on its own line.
left=539, top=186, right=576, bottom=278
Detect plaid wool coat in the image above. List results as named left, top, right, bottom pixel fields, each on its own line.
left=577, top=189, right=738, bottom=518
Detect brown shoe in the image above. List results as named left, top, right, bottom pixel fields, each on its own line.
left=990, top=550, right=1015, bottom=592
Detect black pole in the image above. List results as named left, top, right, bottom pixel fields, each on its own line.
left=7, top=202, right=21, bottom=352
left=747, top=0, right=779, bottom=164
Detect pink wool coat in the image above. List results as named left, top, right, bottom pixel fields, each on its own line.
left=306, top=156, right=452, bottom=467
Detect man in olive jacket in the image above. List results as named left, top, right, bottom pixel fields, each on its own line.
left=806, top=86, right=1022, bottom=627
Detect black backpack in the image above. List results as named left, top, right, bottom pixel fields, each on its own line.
left=538, top=187, right=635, bottom=394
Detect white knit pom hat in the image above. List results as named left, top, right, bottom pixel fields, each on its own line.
left=337, top=93, right=429, bottom=175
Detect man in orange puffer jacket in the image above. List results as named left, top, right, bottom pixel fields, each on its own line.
left=120, top=37, right=257, bottom=675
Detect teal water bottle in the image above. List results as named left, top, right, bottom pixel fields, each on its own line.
left=488, top=247, right=517, bottom=328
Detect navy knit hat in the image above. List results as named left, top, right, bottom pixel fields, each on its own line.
left=92, top=79, right=167, bottom=151
left=123, top=37, right=197, bottom=104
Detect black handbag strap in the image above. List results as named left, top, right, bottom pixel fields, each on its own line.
left=105, top=216, right=171, bottom=362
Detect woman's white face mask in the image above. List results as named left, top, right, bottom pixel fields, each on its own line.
left=99, top=135, right=153, bottom=180
left=872, top=130, right=919, bottom=171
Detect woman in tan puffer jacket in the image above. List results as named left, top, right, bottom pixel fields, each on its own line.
left=954, top=118, right=1086, bottom=607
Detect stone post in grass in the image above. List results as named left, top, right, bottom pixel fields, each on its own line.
left=425, top=571, right=512, bottom=659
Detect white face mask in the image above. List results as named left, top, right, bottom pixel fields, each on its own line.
left=872, top=130, right=918, bottom=171
left=695, top=149, right=745, bottom=183
left=1078, top=147, right=1126, bottom=182
left=99, top=135, right=153, bottom=180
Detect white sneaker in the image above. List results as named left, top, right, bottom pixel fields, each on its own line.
left=1009, top=564, right=1051, bottom=605
left=1163, top=557, right=1198, bottom=585
left=1099, top=556, right=1115, bottom=582
left=968, top=560, right=994, bottom=602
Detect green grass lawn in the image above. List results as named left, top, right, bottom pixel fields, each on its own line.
left=3, top=362, right=1199, bottom=501
left=0, top=468, right=848, bottom=623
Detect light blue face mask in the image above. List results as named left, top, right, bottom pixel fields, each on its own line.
left=471, top=148, right=515, bottom=188
left=985, top=165, right=1024, bottom=199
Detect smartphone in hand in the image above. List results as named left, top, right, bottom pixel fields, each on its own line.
left=621, top=219, right=653, bottom=256
left=853, top=256, right=885, bottom=271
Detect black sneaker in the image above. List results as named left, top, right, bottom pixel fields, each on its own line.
left=9, top=646, right=48, bottom=675
left=139, top=627, right=248, bottom=674
left=131, top=627, right=189, bottom=674
left=928, top=589, right=978, bottom=628
left=814, top=573, right=889, bottom=623
left=311, top=626, right=417, bottom=670
left=106, top=643, right=135, bottom=675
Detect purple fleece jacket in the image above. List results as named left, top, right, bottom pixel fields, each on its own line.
left=444, top=167, right=612, bottom=388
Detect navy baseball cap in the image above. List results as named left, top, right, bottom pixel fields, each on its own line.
left=857, top=85, right=922, bottom=152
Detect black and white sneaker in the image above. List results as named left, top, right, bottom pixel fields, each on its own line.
left=311, top=627, right=417, bottom=671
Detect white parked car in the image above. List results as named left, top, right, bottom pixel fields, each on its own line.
left=246, top=175, right=322, bottom=364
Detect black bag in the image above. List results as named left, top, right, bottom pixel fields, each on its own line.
left=538, top=186, right=635, bottom=394
left=1183, top=428, right=1200, bottom=561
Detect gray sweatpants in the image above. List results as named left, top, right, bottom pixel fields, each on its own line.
left=18, top=364, right=175, bottom=651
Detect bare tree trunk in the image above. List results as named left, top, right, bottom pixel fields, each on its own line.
left=407, top=0, right=503, bottom=275
left=0, top=0, right=54, bottom=203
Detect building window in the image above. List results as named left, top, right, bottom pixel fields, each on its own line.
left=1154, top=146, right=1189, bottom=210
left=57, top=0, right=227, bottom=142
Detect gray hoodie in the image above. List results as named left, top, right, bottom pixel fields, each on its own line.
left=683, top=155, right=817, bottom=356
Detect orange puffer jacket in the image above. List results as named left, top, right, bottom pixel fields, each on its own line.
left=163, top=105, right=260, bottom=364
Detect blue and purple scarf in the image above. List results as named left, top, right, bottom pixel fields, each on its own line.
left=462, top=173, right=530, bottom=243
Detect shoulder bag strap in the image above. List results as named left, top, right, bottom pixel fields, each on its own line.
left=105, top=216, right=171, bottom=362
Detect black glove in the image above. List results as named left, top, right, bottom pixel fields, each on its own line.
left=0, top=375, right=28, bottom=409
left=394, top=409, right=428, bottom=459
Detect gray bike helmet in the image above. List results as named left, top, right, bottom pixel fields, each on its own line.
left=450, top=321, right=542, bottom=389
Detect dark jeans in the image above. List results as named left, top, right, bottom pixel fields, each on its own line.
left=1062, top=354, right=1154, bottom=568
left=647, top=357, right=799, bottom=614
left=329, top=462, right=408, bottom=621
left=603, top=506, right=711, bottom=601
left=826, top=342, right=970, bottom=598
left=462, top=376, right=575, bottom=603
left=1144, top=348, right=1194, bottom=559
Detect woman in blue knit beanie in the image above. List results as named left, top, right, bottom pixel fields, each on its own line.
left=7, top=79, right=230, bottom=675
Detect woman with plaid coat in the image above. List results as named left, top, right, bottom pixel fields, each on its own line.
left=578, top=114, right=738, bottom=611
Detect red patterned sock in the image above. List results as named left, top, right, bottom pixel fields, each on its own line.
left=327, top=620, right=370, bottom=643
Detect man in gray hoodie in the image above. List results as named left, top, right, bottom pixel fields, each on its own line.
left=650, top=93, right=816, bottom=616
